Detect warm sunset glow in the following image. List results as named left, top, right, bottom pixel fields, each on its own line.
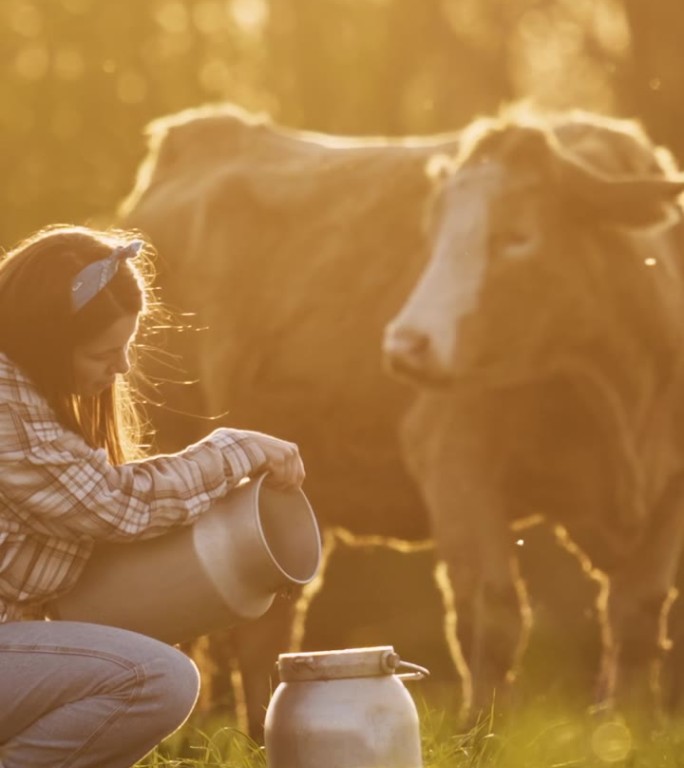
left=155, top=1, right=189, bottom=34
left=3, top=2, right=684, bottom=763
left=1, top=0, right=678, bottom=293
left=231, top=0, right=268, bottom=33
left=14, top=44, right=49, bottom=80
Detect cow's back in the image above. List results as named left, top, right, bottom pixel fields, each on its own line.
left=121, top=104, right=461, bottom=540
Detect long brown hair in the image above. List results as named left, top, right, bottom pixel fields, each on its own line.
left=0, top=224, right=157, bottom=464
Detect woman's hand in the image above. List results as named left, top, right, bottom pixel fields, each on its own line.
left=241, top=430, right=306, bottom=490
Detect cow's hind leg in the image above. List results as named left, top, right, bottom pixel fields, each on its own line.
left=599, top=475, right=684, bottom=717
left=229, top=593, right=301, bottom=740
left=229, top=529, right=336, bottom=741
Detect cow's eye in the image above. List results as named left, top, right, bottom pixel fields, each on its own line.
left=489, top=230, right=535, bottom=262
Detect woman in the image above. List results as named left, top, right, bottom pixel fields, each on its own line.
left=0, top=224, right=305, bottom=768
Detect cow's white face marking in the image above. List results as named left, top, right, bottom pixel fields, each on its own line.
left=383, top=161, right=552, bottom=386
left=384, top=162, right=507, bottom=384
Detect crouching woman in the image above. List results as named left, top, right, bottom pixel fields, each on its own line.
left=0, top=225, right=305, bottom=768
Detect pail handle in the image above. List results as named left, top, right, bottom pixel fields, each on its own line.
left=395, top=660, right=430, bottom=681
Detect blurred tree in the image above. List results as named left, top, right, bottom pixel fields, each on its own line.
left=507, top=0, right=628, bottom=112
left=1, top=0, right=683, bottom=250
left=619, top=0, right=684, bottom=163
left=264, top=0, right=517, bottom=134
left=0, top=0, right=272, bottom=246
left=1, top=0, right=157, bottom=242
left=263, top=0, right=630, bottom=135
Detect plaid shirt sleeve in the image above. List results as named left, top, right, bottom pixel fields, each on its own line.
left=0, top=398, right=269, bottom=542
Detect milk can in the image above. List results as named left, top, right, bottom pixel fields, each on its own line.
left=264, top=646, right=428, bottom=768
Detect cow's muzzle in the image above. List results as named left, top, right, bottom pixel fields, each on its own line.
left=382, top=324, right=454, bottom=387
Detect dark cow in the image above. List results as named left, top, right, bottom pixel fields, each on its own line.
left=118, top=103, right=460, bottom=735
left=120, top=102, right=684, bottom=732
left=383, top=108, right=684, bottom=717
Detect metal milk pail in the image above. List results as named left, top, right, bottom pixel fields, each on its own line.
left=49, top=474, right=321, bottom=644
left=264, top=646, right=428, bottom=768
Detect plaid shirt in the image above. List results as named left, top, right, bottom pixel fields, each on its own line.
left=0, top=352, right=268, bottom=623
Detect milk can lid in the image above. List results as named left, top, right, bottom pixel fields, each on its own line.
left=277, top=646, right=401, bottom=682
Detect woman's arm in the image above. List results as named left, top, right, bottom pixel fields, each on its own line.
left=0, top=401, right=271, bottom=541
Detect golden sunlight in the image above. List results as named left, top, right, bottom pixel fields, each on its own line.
left=13, top=44, right=48, bottom=80
left=230, top=0, right=268, bottom=34
left=155, top=0, right=189, bottom=34
left=9, top=2, right=42, bottom=37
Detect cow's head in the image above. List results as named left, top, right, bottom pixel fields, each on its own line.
left=383, top=110, right=684, bottom=388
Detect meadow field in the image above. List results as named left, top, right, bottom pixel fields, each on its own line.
left=132, top=562, right=684, bottom=768
left=135, top=696, right=684, bottom=768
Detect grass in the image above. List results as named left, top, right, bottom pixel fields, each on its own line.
left=135, top=723, right=267, bottom=767
left=134, top=694, right=684, bottom=768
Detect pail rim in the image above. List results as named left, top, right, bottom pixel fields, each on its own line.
left=252, top=474, right=322, bottom=585
left=192, top=473, right=321, bottom=620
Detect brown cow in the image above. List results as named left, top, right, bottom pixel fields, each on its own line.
left=383, top=107, right=684, bottom=718
left=118, top=103, right=461, bottom=735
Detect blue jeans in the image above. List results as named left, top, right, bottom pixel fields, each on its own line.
left=0, top=621, right=200, bottom=768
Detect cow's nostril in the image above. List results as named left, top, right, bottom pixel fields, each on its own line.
left=384, top=325, right=431, bottom=365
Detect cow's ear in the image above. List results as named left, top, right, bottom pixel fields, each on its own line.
left=425, top=153, right=456, bottom=182
left=548, top=130, right=684, bottom=230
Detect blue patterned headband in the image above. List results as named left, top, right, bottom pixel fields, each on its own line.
left=70, top=239, right=144, bottom=313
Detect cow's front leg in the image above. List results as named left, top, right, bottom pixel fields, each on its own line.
left=434, top=520, right=530, bottom=722
left=599, top=475, right=684, bottom=716
left=401, top=392, right=531, bottom=723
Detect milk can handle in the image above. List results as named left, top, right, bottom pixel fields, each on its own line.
left=395, top=660, right=430, bottom=681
